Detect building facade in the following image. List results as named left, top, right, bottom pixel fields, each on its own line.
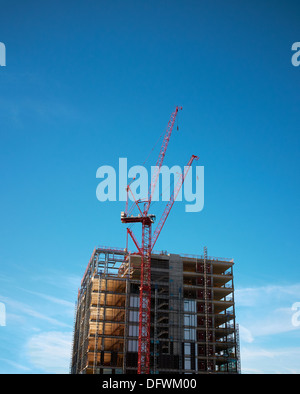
left=70, top=246, right=240, bottom=374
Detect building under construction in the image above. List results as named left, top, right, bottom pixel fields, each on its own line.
left=70, top=246, right=240, bottom=374
left=71, top=106, right=240, bottom=374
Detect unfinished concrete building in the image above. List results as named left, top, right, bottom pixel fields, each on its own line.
left=70, top=246, right=240, bottom=374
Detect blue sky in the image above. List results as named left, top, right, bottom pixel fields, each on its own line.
left=0, top=0, right=299, bottom=373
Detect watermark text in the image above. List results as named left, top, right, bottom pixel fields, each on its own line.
left=291, top=42, right=300, bottom=67
left=0, top=42, right=6, bottom=66
left=96, top=158, right=204, bottom=213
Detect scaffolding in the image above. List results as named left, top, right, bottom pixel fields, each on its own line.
left=70, top=246, right=239, bottom=374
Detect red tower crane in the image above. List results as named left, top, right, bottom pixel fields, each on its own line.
left=121, top=107, right=198, bottom=374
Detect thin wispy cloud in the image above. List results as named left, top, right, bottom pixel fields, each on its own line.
left=236, top=283, right=300, bottom=373
left=240, top=346, right=300, bottom=374
left=29, top=272, right=81, bottom=295
left=0, top=95, right=81, bottom=128
left=0, top=295, right=71, bottom=328
left=238, top=324, right=254, bottom=343
left=236, top=283, right=300, bottom=338
left=26, top=331, right=72, bottom=374
left=0, top=358, right=31, bottom=372
left=235, top=283, right=300, bottom=308
left=19, top=289, right=74, bottom=308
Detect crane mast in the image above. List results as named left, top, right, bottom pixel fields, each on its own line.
left=121, top=107, right=198, bottom=374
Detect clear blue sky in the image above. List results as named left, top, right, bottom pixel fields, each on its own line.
left=0, top=0, right=299, bottom=373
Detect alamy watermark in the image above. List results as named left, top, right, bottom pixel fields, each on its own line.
left=0, top=42, right=6, bottom=66
left=96, top=158, right=204, bottom=213
left=292, top=302, right=300, bottom=327
left=291, top=42, right=300, bottom=67
left=0, top=302, right=6, bottom=326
